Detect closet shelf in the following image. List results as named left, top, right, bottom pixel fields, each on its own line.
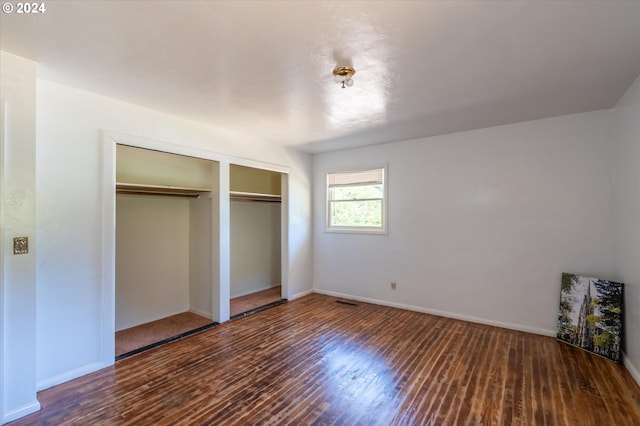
left=230, top=191, right=281, bottom=203
left=116, top=182, right=211, bottom=197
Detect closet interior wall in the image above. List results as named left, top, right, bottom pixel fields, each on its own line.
left=115, top=145, right=218, bottom=331
left=230, top=165, right=282, bottom=299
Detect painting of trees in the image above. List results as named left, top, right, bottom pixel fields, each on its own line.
left=591, top=278, right=623, bottom=361
left=557, top=273, right=623, bottom=363
left=557, top=273, right=576, bottom=341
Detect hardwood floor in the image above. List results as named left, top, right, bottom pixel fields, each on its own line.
left=230, top=285, right=282, bottom=317
left=10, top=294, right=640, bottom=425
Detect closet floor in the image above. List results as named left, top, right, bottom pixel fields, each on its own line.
left=230, top=286, right=283, bottom=317
left=115, top=312, right=213, bottom=357
left=116, top=288, right=283, bottom=358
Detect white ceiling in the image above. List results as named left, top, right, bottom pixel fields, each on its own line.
left=1, top=1, right=639, bottom=153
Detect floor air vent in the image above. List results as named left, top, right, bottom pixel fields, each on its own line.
left=335, top=300, right=358, bottom=306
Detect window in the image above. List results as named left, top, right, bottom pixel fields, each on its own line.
left=326, top=166, right=387, bottom=233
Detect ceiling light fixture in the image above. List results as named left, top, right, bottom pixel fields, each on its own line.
left=333, top=66, right=356, bottom=88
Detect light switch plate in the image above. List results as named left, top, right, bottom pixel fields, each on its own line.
left=13, top=237, right=28, bottom=254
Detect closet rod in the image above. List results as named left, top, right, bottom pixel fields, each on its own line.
left=116, top=189, right=201, bottom=198
left=230, top=191, right=281, bottom=203
left=116, top=183, right=209, bottom=198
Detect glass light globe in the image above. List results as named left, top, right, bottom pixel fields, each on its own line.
left=346, top=79, right=354, bottom=87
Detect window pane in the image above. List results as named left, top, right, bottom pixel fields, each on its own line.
left=331, top=184, right=383, bottom=201
left=326, top=166, right=386, bottom=233
left=330, top=200, right=382, bottom=227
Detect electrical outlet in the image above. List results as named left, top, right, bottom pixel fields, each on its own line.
left=391, top=281, right=397, bottom=290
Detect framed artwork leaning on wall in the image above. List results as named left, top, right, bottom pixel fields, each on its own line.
left=557, top=273, right=623, bottom=363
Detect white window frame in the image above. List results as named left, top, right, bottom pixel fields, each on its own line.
left=325, top=165, right=388, bottom=234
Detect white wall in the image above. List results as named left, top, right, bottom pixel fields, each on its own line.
left=313, top=110, right=614, bottom=335
left=115, top=195, right=191, bottom=331
left=230, top=201, right=281, bottom=298
left=0, top=52, right=40, bottom=424
left=611, top=75, right=640, bottom=382
left=32, top=77, right=313, bottom=398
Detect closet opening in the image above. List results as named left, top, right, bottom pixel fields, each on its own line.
left=229, top=164, right=285, bottom=317
left=114, top=145, right=219, bottom=359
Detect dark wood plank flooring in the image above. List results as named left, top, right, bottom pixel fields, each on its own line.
left=10, top=294, right=640, bottom=425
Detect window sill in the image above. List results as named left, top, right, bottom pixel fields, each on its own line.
left=325, top=227, right=388, bottom=235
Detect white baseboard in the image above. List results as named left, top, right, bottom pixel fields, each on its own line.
left=189, top=308, right=213, bottom=320
left=37, top=361, right=107, bottom=392
left=623, top=352, right=640, bottom=387
left=290, top=288, right=313, bottom=300
left=312, top=289, right=557, bottom=337
left=2, top=399, right=41, bottom=424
